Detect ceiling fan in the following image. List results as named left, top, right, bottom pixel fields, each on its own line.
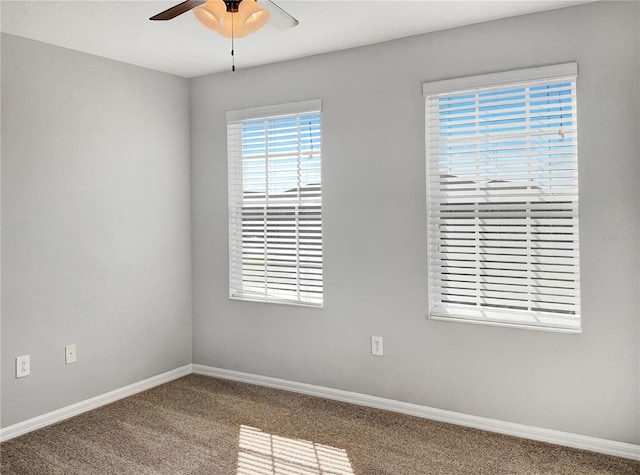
left=150, top=0, right=298, bottom=70
left=149, top=0, right=299, bottom=36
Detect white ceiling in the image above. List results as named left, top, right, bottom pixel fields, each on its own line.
left=1, top=0, right=594, bottom=78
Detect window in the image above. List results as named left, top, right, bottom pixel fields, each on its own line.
left=424, top=63, right=580, bottom=331
left=227, top=100, right=322, bottom=307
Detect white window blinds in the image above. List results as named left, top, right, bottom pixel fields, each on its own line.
left=228, top=100, right=322, bottom=307
left=424, top=64, right=580, bottom=331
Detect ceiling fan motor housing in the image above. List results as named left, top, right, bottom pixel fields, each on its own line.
left=224, top=1, right=242, bottom=13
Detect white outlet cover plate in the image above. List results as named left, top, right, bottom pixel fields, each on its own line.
left=371, top=336, right=383, bottom=356
left=16, top=355, right=30, bottom=378
left=65, top=344, right=77, bottom=364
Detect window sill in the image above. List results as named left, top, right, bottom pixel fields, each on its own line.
left=229, top=295, right=323, bottom=309
left=428, top=312, right=581, bottom=334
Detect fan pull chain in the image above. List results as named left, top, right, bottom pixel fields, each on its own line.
left=231, top=12, right=236, bottom=72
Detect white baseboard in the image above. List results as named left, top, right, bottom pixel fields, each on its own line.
left=0, top=364, right=192, bottom=442
left=192, top=364, right=640, bottom=461
left=3, top=363, right=638, bottom=461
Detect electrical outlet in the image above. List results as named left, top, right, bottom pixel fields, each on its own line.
left=65, top=344, right=77, bottom=364
left=371, top=336, right=383, bottom=356
left=16, top=355, right=30, bottom=378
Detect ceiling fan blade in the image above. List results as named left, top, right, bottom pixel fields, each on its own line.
left=149, top=0, right=206, bottom=21
left=262, top=0, right=299, bottom=30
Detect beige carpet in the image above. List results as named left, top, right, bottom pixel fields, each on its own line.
left=1, top=374, right=638, bottom=474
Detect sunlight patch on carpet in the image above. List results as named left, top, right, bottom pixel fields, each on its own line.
left=237, top=425, right=354, bottom=475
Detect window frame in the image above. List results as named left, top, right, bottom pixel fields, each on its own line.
left=227, top=99, right=323, bottom=308
left=423, top=63, right=581, bottom=333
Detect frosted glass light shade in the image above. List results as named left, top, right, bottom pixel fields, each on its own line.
left=194, top=7, right=220, bottom=31
left=239, top=0, right=271, bottom=34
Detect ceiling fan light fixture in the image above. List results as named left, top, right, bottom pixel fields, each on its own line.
left=193, top=0, right=269, bottom=37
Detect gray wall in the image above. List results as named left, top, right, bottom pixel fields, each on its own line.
left=1, top=34, right=192, bottom=427
left=190, top=1, right=640, bottom=444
